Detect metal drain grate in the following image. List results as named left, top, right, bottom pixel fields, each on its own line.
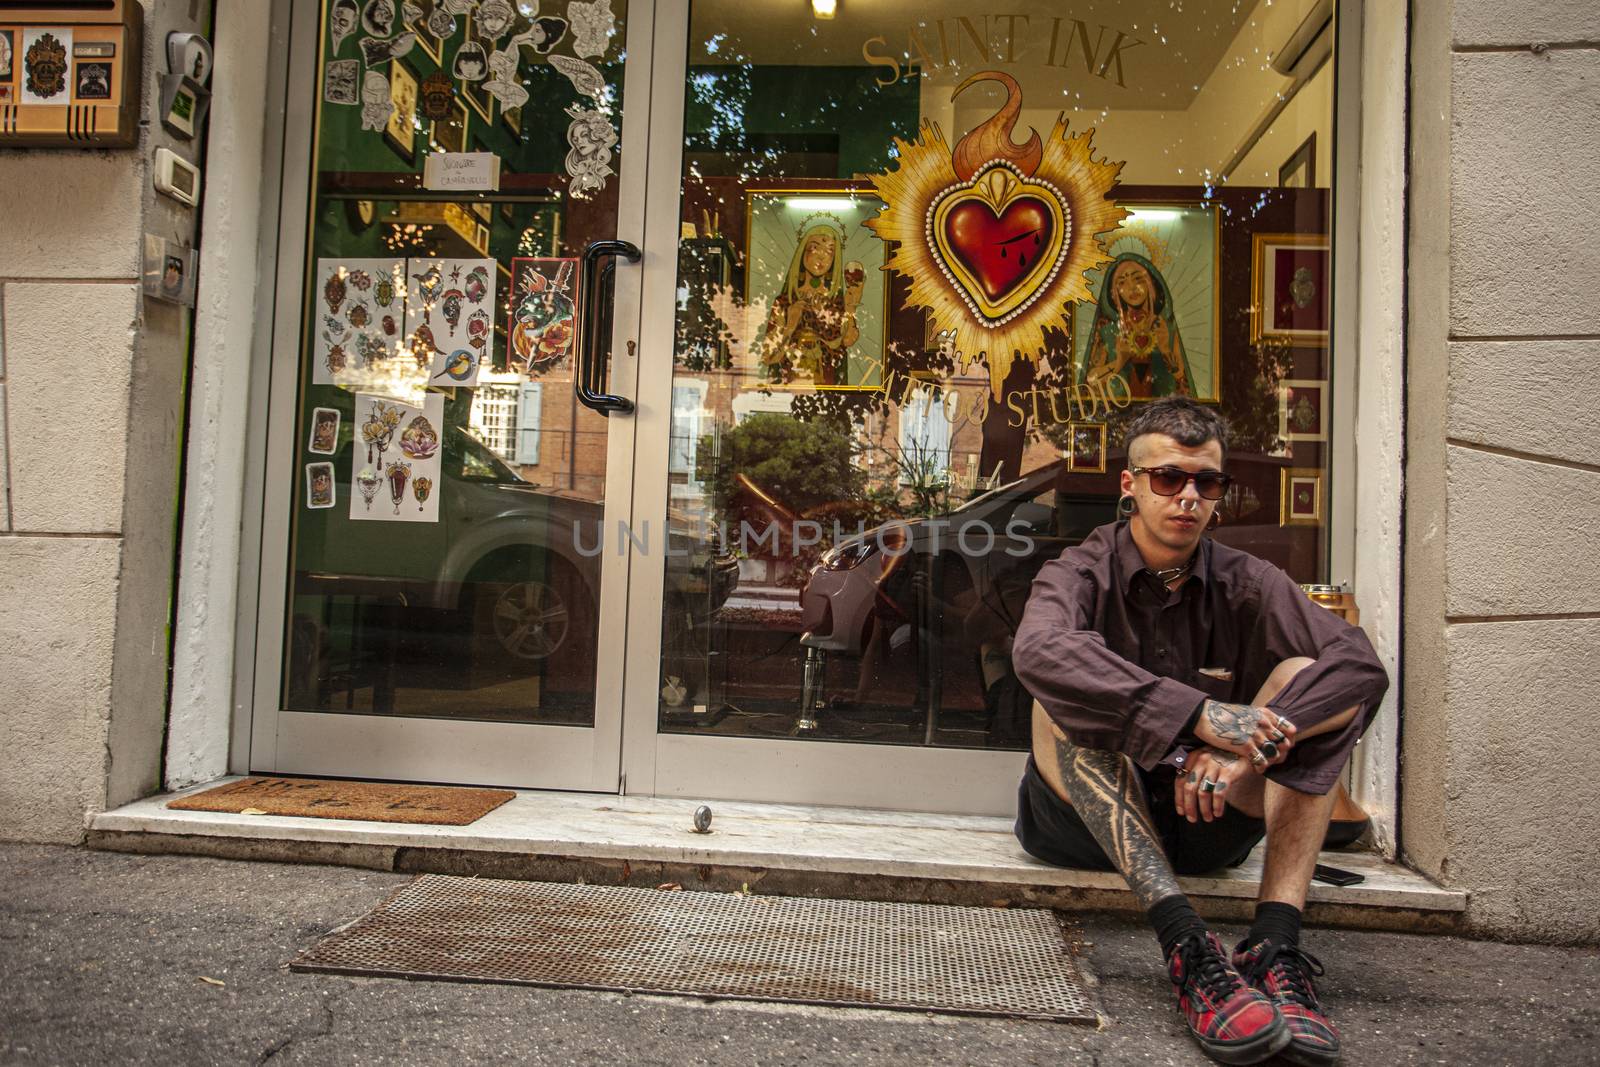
left=292, top=875, right=1095, bottom=1022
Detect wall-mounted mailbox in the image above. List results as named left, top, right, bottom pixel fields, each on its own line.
left=0, top=1, right=143, bottom=148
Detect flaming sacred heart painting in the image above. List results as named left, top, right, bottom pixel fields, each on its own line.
left=867, top=71, right=1128, bottom=398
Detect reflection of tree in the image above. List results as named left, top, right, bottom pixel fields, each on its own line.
left=697, top=413, right=864, bottom=527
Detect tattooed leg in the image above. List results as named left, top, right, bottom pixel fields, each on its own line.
left=1032, top=701, right=1181, bottom=909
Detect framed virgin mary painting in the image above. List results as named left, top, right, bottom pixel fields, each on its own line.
left=1072, top=202, right=1220, bottom=402
left=742, top=188, right=887, bottom=391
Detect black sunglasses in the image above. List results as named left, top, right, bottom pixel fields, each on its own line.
left=1129, top=465, right=1234, bottom=500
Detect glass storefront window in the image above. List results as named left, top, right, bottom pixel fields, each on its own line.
left=659, top=0, right=1342, bottom=750
left=279, top=0, right=632, bottom=726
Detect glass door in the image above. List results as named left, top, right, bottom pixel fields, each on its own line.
left=624, top=0, right=1345, bottom=815
left=249, top=0, right=660, bottom=790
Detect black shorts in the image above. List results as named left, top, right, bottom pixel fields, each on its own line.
left=1015, top=756, right=1265, bottom=876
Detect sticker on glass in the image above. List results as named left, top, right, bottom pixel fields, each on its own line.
left=522, top=17, right=568, bottom=56
left=350, top=392, right=443, bottom=523
left=313, top=259, right=406, bottom=385
left=563, top=104, right=616, bottom=199
left=567, top=0, right=614, bottom=59
left=452, top=38, right=488, bottom=81
left=426, top=6, right=457, bottom=40
left=306, top=462, right=337, bottom=510
left=324, top=59, right=359, bottom=105
left=360, top=31, right=416, bottom=66
left=360, top=70, right=394, bottom=131
left=404, top=258, right=496, bottom=387
left=329, top=0, right=360, bottom=54
left=308, top=407, right=342, bottom=455
left=481, top=44, right=527, bottom=109
left=476, top=0, right=515, bottom=40
left=547, top=53, right=603, bottom=100
left=362, top=0, right=397, bottom=37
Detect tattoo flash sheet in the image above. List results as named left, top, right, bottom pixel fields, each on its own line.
left=313, top=258, right=407, bottom=386
left=404, top=258, right=496, bottom=388
left=350, top=391, right=443, bottom=524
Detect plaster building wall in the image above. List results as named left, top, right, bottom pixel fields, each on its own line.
left=0, top=0, right=212, bottom=842
left=1404, top=0, right=1600, bottom=943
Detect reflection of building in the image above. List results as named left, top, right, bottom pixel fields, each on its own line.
left=1, top=0, right=1596, bottom=948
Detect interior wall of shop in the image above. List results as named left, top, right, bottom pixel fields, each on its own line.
left=0, top=0, right=213, bottom=842
left=1405, top=0, right=1600, bottom=944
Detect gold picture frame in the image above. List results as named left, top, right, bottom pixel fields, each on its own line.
left=1066, top=422, right=1107, bottom=474
left=1073, top=200, right=1222, bottom=403
left=741, top=187, right=889, bottom=391
left=1280, top=467, right=1324, bottom=527
left=430, top=97, right=468, bottom=154
left=1252, top=233, right=1331, bottom=347
left=1278, top=378, right=1328, bottom=442
left=384, top=59, right=418, bottom=163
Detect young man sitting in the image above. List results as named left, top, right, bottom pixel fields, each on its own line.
left=1012, top=397, right=1388, bottom=1066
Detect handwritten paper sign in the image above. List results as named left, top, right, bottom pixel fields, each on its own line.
left=422, top=151, right=501, bottom=192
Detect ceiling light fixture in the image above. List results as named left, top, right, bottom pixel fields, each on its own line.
left=811, top=0, right=837, bottom=19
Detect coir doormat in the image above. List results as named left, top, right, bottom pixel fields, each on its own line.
left=291, top=875, right=1097, bottom=1022
left=167, top=777, right=515, bottom=826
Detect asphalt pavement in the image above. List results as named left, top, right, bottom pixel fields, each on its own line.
left=2, top=843, right=1597, bottom=1066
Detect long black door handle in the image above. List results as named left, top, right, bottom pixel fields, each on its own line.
left=576, top=239, right=641, bottom=416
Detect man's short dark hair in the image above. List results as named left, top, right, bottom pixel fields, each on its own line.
left=1123, top=397, right=1230, bottom=464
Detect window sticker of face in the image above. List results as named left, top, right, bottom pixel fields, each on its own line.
left=476, top=0, right=515, bottom=40
left=453, top=40, right=488, bottom=82
left=526, top=17, right=570, bottom=55
left=306, top=462, right=337, bottom=509
left=360, top=70, right=394, bottom=131
left=329, top=0, right=360, bottom=53
left=362, top=0, right=396, bottom=38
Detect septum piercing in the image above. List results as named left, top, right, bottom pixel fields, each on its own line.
left=1179, top=498, right=1199, bottom=513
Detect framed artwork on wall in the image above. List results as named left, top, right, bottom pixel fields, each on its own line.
left=1280, top=467, right=1324, bottom=527
left=1278, top=379, right=1328, bottom=442
left=1279, top=133, right=1316, bottom=189
left=384, top=59, right=418, bottom=163
left=1066, top=422, right=1107, bottom=474
left=1073, top=202, right=1221, bottom=402
left=742, top=188, right=887, bottom=391
left=431, top=97, right=468, bottom=153
left=1252, top=233, right=1330, bottom=346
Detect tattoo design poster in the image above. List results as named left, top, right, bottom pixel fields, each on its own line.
left=404, top=258, right=496, bottom=388
left=312, top=258, right=408, bottom=386
left=350, top=391, right=443, bottom=523
left=509, top=258, right=579, bottom=375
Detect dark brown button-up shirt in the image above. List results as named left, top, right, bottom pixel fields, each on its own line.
left=1013, top=521, right=1389, bottom=794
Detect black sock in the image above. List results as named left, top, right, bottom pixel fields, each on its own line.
left=1149, top=895, right=1207, bottom=958
left=1247, top=901, right=1302, bottom=949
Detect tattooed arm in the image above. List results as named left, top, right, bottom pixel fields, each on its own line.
left=1048, top=728, right=1181, bottom=910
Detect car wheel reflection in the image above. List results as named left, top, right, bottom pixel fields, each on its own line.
left=489, top=578, right=573, bottom=660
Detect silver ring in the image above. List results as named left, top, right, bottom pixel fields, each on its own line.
left=1259, top=740, right=1279, bottom=760
left=1199, top=779, right=1217, bottom=793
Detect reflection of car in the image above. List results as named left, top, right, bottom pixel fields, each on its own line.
left=302, top=424, right=738, bottom=664
left=798, top=461, right=1116, bottom=657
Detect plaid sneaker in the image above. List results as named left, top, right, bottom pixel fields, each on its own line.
left=1167, top=931, right=1290, bottom=1064
left=1233, top=938, right=1341, bottom=1066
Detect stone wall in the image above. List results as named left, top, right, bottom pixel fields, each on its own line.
left=0, top=0, right=211, bottom=842
left=1405, top=0, right=1600, bottom=942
